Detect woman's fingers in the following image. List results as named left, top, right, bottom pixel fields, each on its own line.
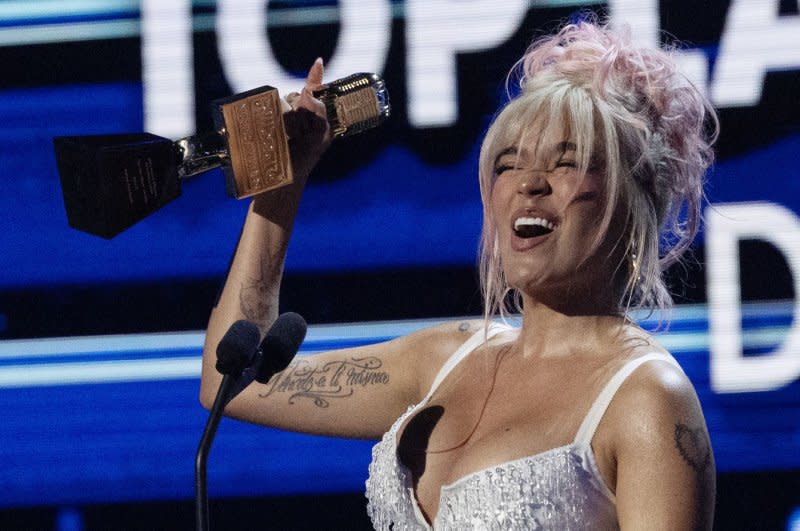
left=280, top=58, right=332, bottom=179
left=294, top=57, right=325, bottom=116
left=287, top=58, right=328, bottom=126
left=284, top=55, right=325, bottom=118
left=282, top=91, right=300, bottom=112
left=305, top=57, right=324, bottom=91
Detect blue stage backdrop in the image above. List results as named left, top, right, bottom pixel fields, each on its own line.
left=1, top=306, right=798, bottom=505
left=0, top=1, right=799, bottom=530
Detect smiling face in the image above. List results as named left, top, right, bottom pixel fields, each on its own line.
left=491, top=135, right=610, bottom=299
left=479, top=21, right=714, bottom=320
left=479, top=96, right=629, bottom=312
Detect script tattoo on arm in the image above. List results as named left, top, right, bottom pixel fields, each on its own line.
left=674, top=423, right=711, bottom=475
left=259, top=356, right=390, bottom=408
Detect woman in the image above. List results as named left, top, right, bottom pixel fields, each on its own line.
left=201, top=19, right=717, bottom=530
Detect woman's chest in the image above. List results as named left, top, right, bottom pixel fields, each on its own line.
left=396, top=358, right=605, bottom=522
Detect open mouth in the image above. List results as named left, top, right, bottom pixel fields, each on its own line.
left=513, top=217, right=556, bottom=238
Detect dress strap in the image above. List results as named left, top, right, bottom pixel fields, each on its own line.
left=421, top=322, right=510, bottom=404
left=573, top=352, right=683, bottom=447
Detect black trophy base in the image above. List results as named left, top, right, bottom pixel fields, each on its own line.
left=54, top=133, right=182, bottom=239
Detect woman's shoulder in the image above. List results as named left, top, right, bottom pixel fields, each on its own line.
left=405, top=318, right=512, bottom=397
left=600, top=332, right=707, bottom=452
left=616, top=326, right=690, bottom=392
left=603, top=327, right=695, bottom=408
left=409, top=318, right=487, bottom=362
left=420, top=318, right=518, bottom=358
left=596, top=333, right=714, bottom=528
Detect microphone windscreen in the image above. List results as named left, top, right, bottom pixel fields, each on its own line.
left=215, top=320, right=261, bottom=376
left=255, top=312, right=307, bottom=383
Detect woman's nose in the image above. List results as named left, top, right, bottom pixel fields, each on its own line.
left=517, top=171, right=552, bottom=196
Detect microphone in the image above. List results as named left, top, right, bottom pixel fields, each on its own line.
left=228, top=312, right=307, bottom=402
left=214, top=319, right=261, bottom=377
left=257, top=312, right=307, bottom=382
left=196, top=319, right=260, bottom=531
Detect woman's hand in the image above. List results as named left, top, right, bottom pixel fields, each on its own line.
left=282, top=58, right=332, bottom=183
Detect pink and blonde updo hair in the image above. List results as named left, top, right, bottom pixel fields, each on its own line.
left=478, top=19, right=718, bottom=320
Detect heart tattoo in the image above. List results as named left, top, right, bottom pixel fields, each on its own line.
left=674, top=423, right=711, bottom=475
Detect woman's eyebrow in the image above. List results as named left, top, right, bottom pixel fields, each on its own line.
left=554, top=141, right=577, bottom=155
left=493, top=147, right=519, bottom=168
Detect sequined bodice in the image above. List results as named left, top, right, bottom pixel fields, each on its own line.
left=366, top=404, right=617, bottom=530
left=365, top=326, right=681, bottom=530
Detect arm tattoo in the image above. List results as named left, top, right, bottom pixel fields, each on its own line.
left=458, top=322, right=474, bottom=333
left=239, top=271, right=275, bottom=325
left=239, top=244, right=286, bottom=325
left=258, top=356, right=390, bottom=408
left=674, top=423, right=711, bottom=475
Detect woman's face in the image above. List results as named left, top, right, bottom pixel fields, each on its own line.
left=489, top=127, right=618, bottom=303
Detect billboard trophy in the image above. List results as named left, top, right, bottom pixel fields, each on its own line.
left=53, top=73, right=390, bottom=238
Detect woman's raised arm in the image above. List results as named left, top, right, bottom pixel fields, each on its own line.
left=200, top=59, right=329, bottom=414
left=199, top=59, right=481, bottom=438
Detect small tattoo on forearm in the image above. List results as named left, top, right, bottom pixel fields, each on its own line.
left=259, top=356, right=390, bottom=408
left=674, top=423, right=711, bottom=474
left=239, top=248, right=284, bottom=325
left=458, top=322, right=473, bottom=333
left=239, top=281, right=275, bottom=324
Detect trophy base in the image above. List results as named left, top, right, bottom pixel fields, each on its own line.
left=53, top=134, right=181, bottom=239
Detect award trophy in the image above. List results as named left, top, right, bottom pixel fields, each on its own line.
left=54, top=73, right=390, bottom=238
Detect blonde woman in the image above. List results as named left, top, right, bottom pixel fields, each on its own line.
left=201, top=19, right=717, bottom=530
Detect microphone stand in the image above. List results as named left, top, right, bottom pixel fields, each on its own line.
left=195, top=374, right=237, bottom=531
left=193, top=314, right=303, bottom=531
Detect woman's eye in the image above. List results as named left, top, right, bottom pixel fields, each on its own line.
left=494, top=164, right=515, bottom=176
left=574, top=191, right=598, bottom=202
left=555, top=160, right=577, bottom=168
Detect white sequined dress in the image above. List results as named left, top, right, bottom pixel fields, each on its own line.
left=365, top=324, right=681, bottom=530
